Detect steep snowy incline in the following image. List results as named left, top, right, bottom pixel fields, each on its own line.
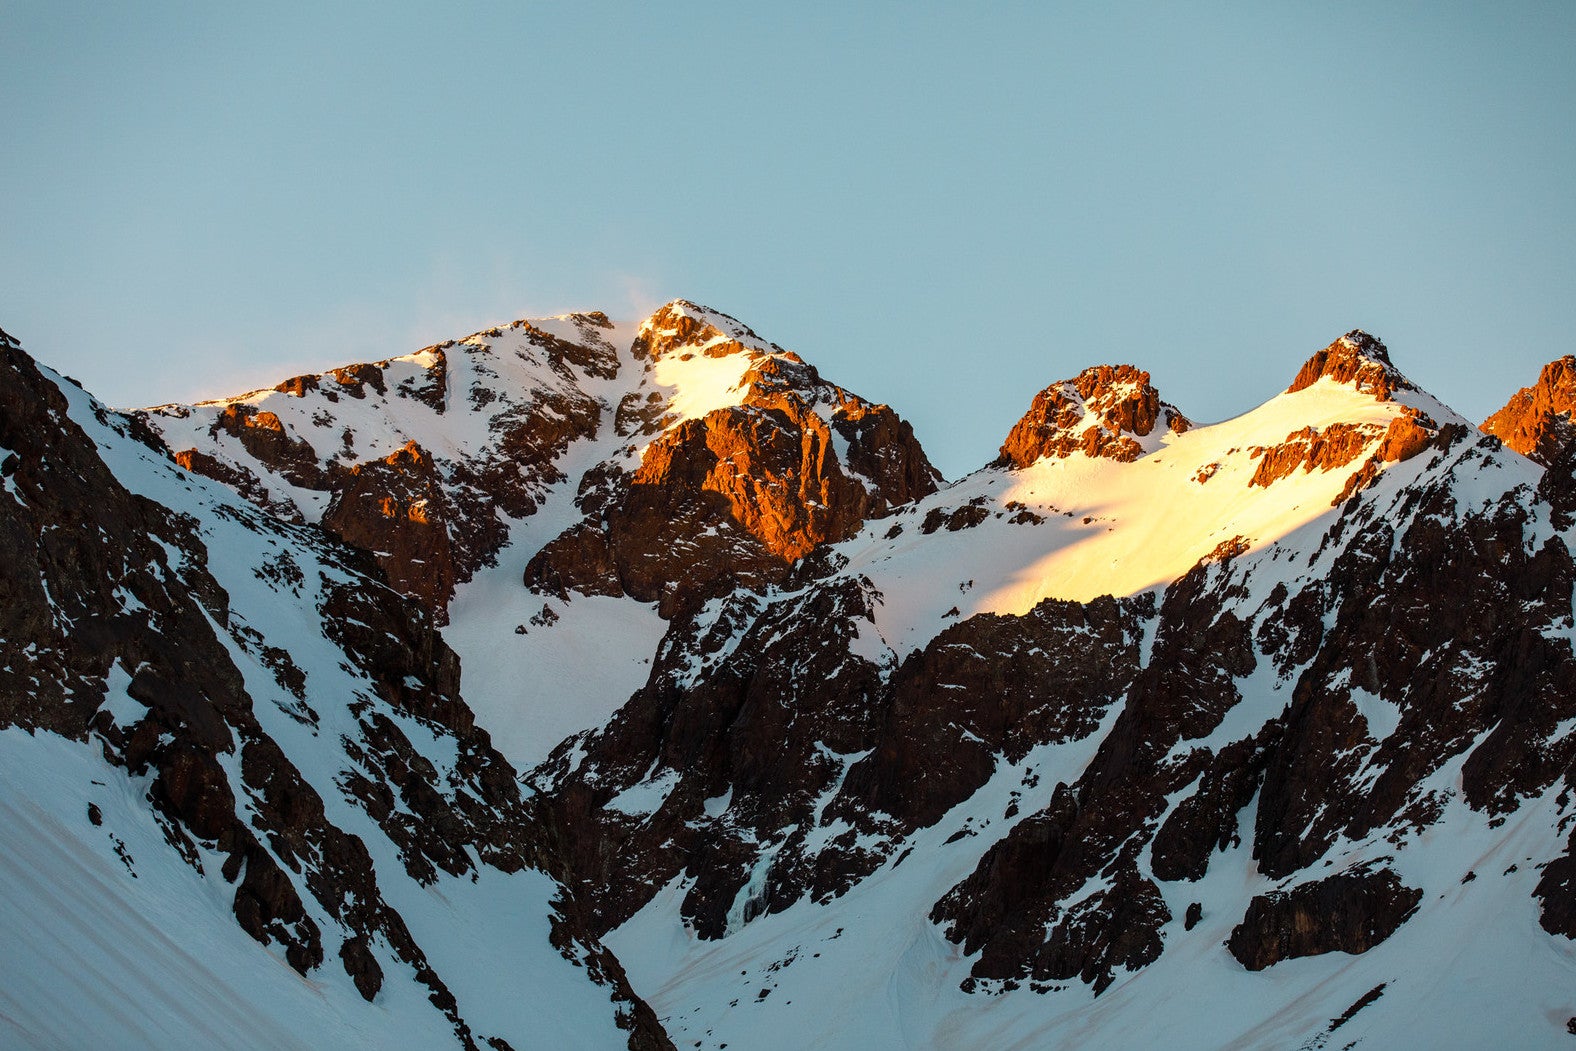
left=819, top=331, right=1462, bottom=657
left=0, top=330, right=669, bottom=1050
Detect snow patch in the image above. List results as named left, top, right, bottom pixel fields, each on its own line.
left=607, top=767, right=681, bottom=818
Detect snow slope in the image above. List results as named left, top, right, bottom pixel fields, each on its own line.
left=606, top=729, right=1576, bottom=1051
left=817, top=378, right=1466, bottom=658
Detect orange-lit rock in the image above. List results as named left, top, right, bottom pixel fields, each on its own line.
left=1481, top=355, right=1576, bottom=464
left=994, top=364, right=1189, bottom=468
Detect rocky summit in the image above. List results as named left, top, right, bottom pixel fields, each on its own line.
left=4, top=306, right=1576, bottom=1049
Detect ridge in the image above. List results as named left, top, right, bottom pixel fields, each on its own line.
left=1482, top=354, right=1576, bottom=465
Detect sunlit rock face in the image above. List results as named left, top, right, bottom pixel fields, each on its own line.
left=993, top=363, right=1190, bottom=468
left=1482, top=354, right=1576, bottom=465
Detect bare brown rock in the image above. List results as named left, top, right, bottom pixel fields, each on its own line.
left=1481, top=355, right=1576, bottom=464
left=837, top=594, right=1149, bottom=832
left=1377, top=407, right=1438, bottom=462
left=274, top=374, right=320, bottom=398
left=329, top=362, right=387, bottom=398
left=933, top=555, right=1257, bottom=993
left=1, top=335, right=674, bottom=1051
left=172, top=448, right=277, bottom=511
left=528, top=312, right=939, bottom=618
left=630, top=300, right=775, bottom=363
left=320, top=440, right=458, bottom=617
left=212, top=404, right=329, bottom=490
left=994, top=364, right=1188, bottom=469
left=1150, top=730, right=1278, bottom=883
left=1287, top=330, right=1413, bottom=400
left=535, top=578, right=895, bottom=937
left=151, top=320, right=614, bottom=619
left=1248, top=422, right=1382, bottom=488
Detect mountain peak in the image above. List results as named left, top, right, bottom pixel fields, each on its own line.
left=1288, top=330, right=1413, bottom=400
left=1481, top=354, right=1576, bottom=464
left=994, top=363, right=1190, bottom=469
left=632, top=300, right=777, bottom=361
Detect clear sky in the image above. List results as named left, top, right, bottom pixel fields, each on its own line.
left=4, top=2, right=1574, bottom=479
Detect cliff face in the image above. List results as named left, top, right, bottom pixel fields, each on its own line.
left=1482, top=354, right=1576, bottom=465
left=525, top=303, right=940, bottom=617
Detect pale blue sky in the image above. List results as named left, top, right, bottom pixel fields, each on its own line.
left=4, top=2, right=1573, bottom=478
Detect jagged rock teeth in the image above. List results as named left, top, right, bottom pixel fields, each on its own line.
left=994, top=363, right=1189, bottom=468
left=1287, top=329, right=1416, bottom=400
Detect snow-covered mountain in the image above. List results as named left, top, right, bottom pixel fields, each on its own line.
left=7, top=305, right=1576, bottom=1049
left=0, top=328, right=667, bottom=1050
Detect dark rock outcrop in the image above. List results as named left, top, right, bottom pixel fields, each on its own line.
left=1227, top=867, right=1423, bottom=970
left=320, top=440, right=457, bottom=615
left=1287, top=330, right=1414, bottom=400
left=932, top=422, right=1576, bottom=994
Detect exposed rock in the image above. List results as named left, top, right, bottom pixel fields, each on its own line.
left=536, top=577, right=893, bottom=936
left=1481, top=355, right=1576, bottom=464
left=837, top=594, right=1149, bottom=832
left=274, top=373, right=320, bottom=398
left=320, top=440, right=458, bottom=617
left=994, top=364, right=1189, bottom=468
left=1, top=335, right=673, bottom=1051
left=528, top=306, right=939, bottom=618
left=211, top=404, right=329, bottom=490
left=1249, top=423, right=1382, bottom=488
left=932, top=555, right=1255, bottom=993
left=1150, top=728, right=1278, bottom=883
left=533, top=565, right=1156, bottom=949
left=630, top=299, right=774, bottom=363
left=1287, top=330, right=1414, bottom=400
left=1255, top=442, right=1576, bottom=878
left=149, top=317, right=618, bottom=615
left=172, top=448, right=276, bottom=512
left=1250, top=409, right=1444, bottom=493
left=1536, top=439, right=1576, bottom=530
left=1226, top=867, right=1422, bottom=970
left=329, top=362, right=387, bottom=398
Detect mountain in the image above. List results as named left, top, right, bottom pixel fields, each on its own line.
left=6, top=308, right=1576, bottom=1049
left=0, top=327, right=668, bottom=1050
